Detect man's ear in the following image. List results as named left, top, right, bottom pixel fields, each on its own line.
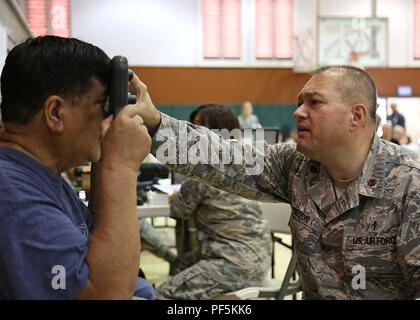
left=350, top=104, right=368, bottom=130
left=43, top=95, right=67, bottom=133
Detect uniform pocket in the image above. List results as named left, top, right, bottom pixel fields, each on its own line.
left=288, top=208, right=322, bottom=254
left=343, top=234, right=401, bottom=276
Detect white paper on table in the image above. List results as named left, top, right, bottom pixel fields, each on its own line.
left=152, top=184, right=181, bottom=195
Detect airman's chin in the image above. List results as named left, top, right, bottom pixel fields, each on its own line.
left=296, top=141, right=306, bottom=153
left=296, top=142, right=313, bottom=158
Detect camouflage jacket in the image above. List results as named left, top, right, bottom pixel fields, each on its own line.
left=151, top=113, right=420, bottom=300
left=170, top=178, right=272, bottom=275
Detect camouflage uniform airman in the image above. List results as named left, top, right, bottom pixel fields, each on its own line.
left=155, top=178, right=272, bottom=300
left=152, top=113, right=420, bottom=300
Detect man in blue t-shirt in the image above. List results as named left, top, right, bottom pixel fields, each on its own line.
left=0, top=36, right=153, bottom=299
left=238, top=101, right=262, bottom=129
left=387, top=102, right=405, bottom=129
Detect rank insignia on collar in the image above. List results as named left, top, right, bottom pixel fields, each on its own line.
left=367, top=178, right=377, bottom=187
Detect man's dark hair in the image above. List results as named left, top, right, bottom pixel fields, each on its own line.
left=197, top=104, right=240, bottom=131
left=189, top=104, right=212, bottom=123
left=313, top=65, right=378, bottom=124
left=0, top=36, right=111, bottom=125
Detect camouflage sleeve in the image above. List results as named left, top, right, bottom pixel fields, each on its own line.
left=169, top=179, right=208, bottom=219
left=397, top=197, right=420, bottom=298
left=151, top=113, right=298, bottom=203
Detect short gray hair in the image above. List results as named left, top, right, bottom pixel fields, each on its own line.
left=313, top=65, right=378, bottom=125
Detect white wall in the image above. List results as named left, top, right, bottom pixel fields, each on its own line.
left=377, top=0, right=410, bottom=67
left=71, top=0, right=198, bottom=66
left=70, top=0, right=418, bottom=68
left=293, top=0, right=318, bottom=72
left=0, top=23, right=7, bottom=73
left=0, top=0, right=33, bottom=46
left=320, top=0, right=372, bottom=17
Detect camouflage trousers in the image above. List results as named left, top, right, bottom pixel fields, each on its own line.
left=139, top=218, right=177, bottom=264
left=155, top=251, right=268, bottom=300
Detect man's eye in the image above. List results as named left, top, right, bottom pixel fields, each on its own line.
left=312, top=100, right=320, bottom=105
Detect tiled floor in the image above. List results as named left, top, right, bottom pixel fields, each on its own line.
left=139, top=217, right=302, bottom=300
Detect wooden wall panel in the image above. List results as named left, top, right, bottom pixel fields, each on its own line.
left=367, top=68, right=420, bottom=97
left=131, top=67, right=310, bottom=104
left=131, top=66, right=420, bottom=104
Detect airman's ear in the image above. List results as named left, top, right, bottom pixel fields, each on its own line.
left=350, top=104, right=368, bottom=131
left=43, top=95, right=67, bottom=133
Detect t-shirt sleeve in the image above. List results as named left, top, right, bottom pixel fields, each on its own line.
left=0, top=201, right=90, bottom=299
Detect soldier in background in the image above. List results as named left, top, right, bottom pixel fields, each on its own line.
left=155, top=104, right=272, bottom=300
left=131, top=66, right=419, bottom=299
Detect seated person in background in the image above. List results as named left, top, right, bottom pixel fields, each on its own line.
left=390, top=124, right=405, bottom=145
left=238, top=101, right=262, bottom=129
left=0, top=36, right=154, bottom=299
left=380, top=122, right=392, bottom=141
left=402, top=136, right=420, bottom=154
left=189, top=103, right=211, bottom=126
left=170, top=106, right=210, bottom=271
left=155, top=104, right=272, bottom=300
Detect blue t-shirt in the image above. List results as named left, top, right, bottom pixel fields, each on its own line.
left=0, top=147, right=94, bottom=299
left=238, top=114, right=260, bottom=129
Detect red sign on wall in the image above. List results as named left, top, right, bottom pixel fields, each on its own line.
left=414, top=0, right=420, bottom=58
left=27, top=0, right=70, bottom=38
left=274, top=0, right=292, bottom=58
left=222, top=0, right=241, bottom=58
left=203, top=0, right=221, bottom=58
left=203, top=0, right=241, bottom=58
left=27, top=0, right=48, bottom=37
left=255, top=0, right=292, bottom=59
left=50, top=0, right=70, bottom=38
left=255, top=0, right=274, bottom=58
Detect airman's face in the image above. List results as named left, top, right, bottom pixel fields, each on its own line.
left=294, top=71, right=351, bottom=161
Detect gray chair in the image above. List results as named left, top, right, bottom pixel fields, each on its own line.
left=216, top=203, right=302, bottom=300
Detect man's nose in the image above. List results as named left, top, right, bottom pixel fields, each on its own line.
left=293, top=104, right=307, bottom=120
